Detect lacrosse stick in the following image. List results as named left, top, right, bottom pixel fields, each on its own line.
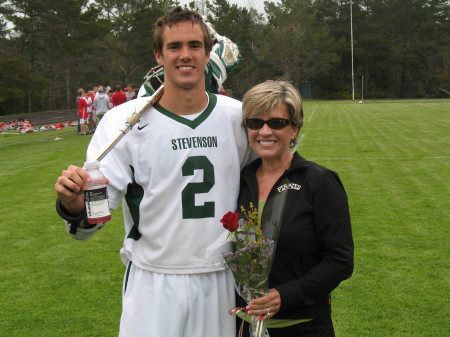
left=95, top=66, right=164, bottom=162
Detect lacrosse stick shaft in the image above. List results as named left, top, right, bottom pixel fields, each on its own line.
left=95, top=85, right=164, bottom=162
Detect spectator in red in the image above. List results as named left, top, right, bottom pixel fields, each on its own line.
left=111, top=86, right=127, bottom=107
left=77, top=88, right=89, bottom=135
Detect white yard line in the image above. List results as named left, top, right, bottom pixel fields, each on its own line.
left=0, top=135, right=66, bottom=147
left=298, top=105, right=318, bottom=145
left=308, top=156, right=450, bottom=161
left=306, top=105, right=318, bottom=123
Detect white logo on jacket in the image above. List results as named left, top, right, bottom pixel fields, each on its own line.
left=277, top=183, right=302, bottom=192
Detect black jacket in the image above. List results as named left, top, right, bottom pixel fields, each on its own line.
left=237, top=152, right=354, bottom=319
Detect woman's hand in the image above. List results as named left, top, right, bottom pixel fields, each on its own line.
left=247, top=288, right=281, bottom=320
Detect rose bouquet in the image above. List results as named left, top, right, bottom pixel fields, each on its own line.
left=220, top=181, right=289, bottom=337
left=222, top=204, right=274, bottom=299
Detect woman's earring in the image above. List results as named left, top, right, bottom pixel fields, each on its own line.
left=289, top=138, right=297, bottom=148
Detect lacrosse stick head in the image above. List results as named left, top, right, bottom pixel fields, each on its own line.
left=138, top=65, right=164, bottom=98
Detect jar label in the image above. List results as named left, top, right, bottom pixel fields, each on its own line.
left=84, top=187, right=111, bottom=219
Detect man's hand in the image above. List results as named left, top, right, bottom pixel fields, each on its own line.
left=54, top=165, right=91, bottom=215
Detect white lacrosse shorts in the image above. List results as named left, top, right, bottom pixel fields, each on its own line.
left=118, top=264, right=236, bottom=337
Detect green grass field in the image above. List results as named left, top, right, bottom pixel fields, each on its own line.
left=1, top=99, right=449, bottom=336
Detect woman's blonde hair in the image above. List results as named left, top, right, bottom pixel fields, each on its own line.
left=242, top=80, right=303, bottom=130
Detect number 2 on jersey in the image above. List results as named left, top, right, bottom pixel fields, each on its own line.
left=181, top=156, right=215, bottom=219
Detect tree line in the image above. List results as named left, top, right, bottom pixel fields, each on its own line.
left=0, top=0, right=449, bottom=115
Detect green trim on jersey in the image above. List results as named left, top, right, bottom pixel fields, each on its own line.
left=123, top=261, right=133, bottom=294
left=154, top=93, right=217, bottom=129
left=125, top=165, right=144, bottom=240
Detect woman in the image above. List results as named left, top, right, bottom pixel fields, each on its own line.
left=237, top=80, right=354, bottom=336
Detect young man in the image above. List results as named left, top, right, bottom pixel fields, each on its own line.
left=54, top=7, right=250, bottom=337
left=93, top=86, right=109, bottom=121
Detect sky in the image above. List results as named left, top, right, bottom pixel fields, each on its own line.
left=178, top=0, right=281, bottom=14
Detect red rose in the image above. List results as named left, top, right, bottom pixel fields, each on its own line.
left=220, top=211, right=240, bottom=232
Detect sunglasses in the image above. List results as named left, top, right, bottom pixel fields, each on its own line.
left=243, top=118, right=292, bottom=130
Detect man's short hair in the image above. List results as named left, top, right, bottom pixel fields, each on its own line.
left=152, top=6, right=213, bottom=56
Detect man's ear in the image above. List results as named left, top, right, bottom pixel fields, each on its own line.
left=154, top=50, right=163, bottom=65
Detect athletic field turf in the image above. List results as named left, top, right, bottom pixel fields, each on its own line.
left=0, top=99, right=449, bottom=336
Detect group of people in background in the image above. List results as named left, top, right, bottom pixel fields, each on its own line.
left=76, top=84, right=138, bottom=135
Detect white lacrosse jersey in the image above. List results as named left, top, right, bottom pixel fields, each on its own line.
left=87, top=93, right=251, bottom=274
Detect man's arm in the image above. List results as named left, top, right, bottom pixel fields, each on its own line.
left=54, top=165, right=107, bottom=239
